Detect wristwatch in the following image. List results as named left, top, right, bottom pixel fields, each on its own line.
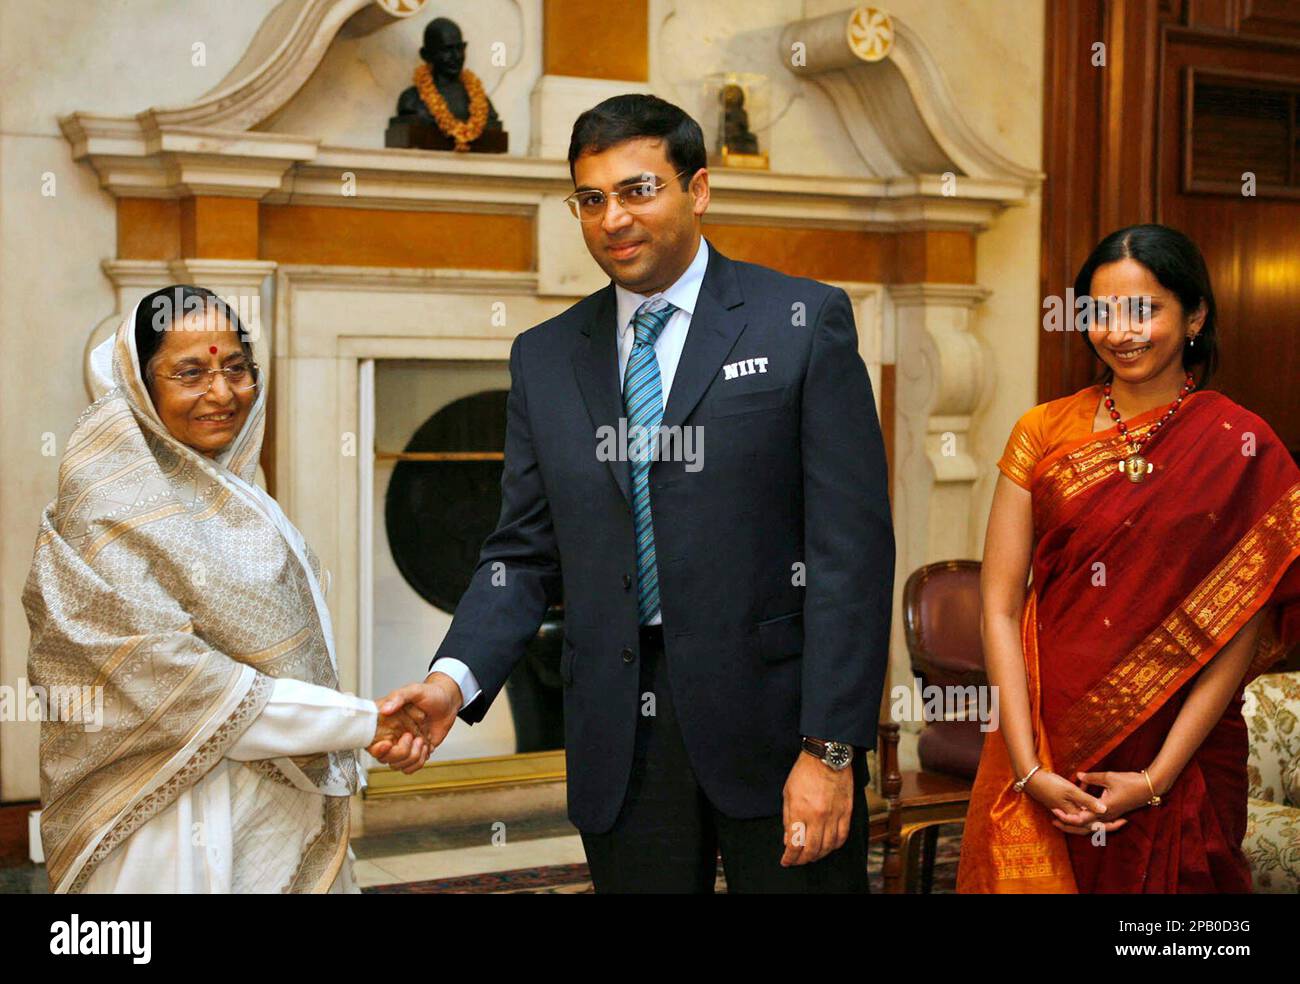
left=802, top=736, right=854, bottom=771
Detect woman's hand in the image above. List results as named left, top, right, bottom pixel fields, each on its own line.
left=1023, top=769, right=1126, bottom=836
left=1049, top=770, right=1152, bottom=834
left=368, top=702, right=429, bottom=774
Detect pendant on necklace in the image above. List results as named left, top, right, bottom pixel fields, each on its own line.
left=1119, top=453, right=1153, bottom=483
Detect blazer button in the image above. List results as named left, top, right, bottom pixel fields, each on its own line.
left=622, top=574, right=632, bottom=590
left=621, top=647, right=635, bottom=664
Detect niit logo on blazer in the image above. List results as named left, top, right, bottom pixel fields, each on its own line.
left=723, top=357, right=769, bottom=380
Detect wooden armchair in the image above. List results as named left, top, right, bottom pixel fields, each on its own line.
left=877, top=559, right=989, bottom=893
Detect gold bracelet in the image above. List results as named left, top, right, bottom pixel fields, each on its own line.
left=1141, top=768, right=1162, bottom=807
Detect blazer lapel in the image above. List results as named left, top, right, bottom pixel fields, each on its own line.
left=572, top=284, right=632, bottom=506
left=660, top=244, right=746, bottom=432
left=571, top=243, right=748, bottom=505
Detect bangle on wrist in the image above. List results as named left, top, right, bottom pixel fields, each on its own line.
left=1013, top=764, right=1042, bottom=793
left=1141, top=768, right=1162, bottom=807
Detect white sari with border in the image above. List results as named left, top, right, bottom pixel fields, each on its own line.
left=26, top=300, right=374, bottom=893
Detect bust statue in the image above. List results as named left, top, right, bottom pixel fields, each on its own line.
left=720, top=84, right=759, bottom=155
left=392, top=17, right=504, bottom=152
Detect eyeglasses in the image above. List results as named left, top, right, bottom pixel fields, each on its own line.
left=158, top=360, right=260, bottom=395
left=564, top=169, right=691, bottom=222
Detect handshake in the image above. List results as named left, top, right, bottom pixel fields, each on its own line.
left=366, top=671, right=464, bottom=774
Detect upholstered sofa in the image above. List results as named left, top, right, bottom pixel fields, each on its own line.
left=1243, top=671, right=1300, bottom=893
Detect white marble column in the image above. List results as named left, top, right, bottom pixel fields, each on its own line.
left=888, top=281, right=991, bottom=690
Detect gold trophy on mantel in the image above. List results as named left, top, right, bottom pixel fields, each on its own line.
left=704, top=72, right=770, bottom=170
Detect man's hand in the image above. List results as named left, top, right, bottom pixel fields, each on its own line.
left=369, top=703, right=430, bottom=774
left=367, top=672, right=464, bottom=775
left=781, top=747, right=854, bottom=866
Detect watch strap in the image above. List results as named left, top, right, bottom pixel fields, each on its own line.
left=802, top=736, right=830, bottom=759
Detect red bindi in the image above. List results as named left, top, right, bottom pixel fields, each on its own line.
left=209, top=346, right=218, bottom=354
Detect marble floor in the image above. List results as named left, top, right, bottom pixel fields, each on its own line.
left=0, top=862, right=46, bottom=894
left=0, top=813, right=584, bottom=894
left=0, top=817, right=962, bottom=893
left=350, top=813, right=585, bottom=889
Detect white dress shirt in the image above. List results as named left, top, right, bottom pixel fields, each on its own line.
left=433, top=237, right=711, bottom=707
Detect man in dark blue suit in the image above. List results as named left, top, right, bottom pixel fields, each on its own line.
left=373, top=94, right=895, bottom=892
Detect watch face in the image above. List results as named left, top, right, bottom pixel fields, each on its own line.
left=826, top=742, right=853, bottom=770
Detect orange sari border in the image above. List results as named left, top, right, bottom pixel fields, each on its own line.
left=1052, top=481, right=1300, bottom=777
left=1036, top=389, right=1203, bottom=474
left=956, top=591, right=1078, bottom=893
left=1028, top=392, right=1207, bottom=522
left=1031, top=423, right=1154, bottom=526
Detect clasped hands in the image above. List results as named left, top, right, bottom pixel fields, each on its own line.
left=367, top=671, right=464, bottom=774
left=1025, top=768, right=1161, bottom=835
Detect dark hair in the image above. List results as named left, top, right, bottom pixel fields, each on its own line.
left=1073, top=223, right=1219, bottom=386
left=133, top=285, right=253, bottom=384
left=567, top=94, right=706, bottom=190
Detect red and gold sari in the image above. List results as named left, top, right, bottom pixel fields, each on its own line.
left=957, top=386, right=1300, bottom=893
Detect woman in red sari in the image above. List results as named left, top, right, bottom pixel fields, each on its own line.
left=958, top=224, right=1300, bottom=893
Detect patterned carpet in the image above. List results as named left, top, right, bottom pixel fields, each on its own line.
left=364, top=824, right=964, bottom=894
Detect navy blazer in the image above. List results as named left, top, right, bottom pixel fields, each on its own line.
left=431, top=240, right=895, bottom=833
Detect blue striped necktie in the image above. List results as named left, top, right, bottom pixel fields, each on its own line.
left=623, top=298, right=676, bottom=624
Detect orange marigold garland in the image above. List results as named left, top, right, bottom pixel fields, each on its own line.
left=414, top=63, right=488, bottom=151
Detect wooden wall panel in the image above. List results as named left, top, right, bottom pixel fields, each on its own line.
left=1159, top=29, right=1300, bottom=454
left=0, top=801, right=35, bottom=867
left=543, top=0, right=648, bottom=82
left=1185, top=0, right=1236, bottom=30
left=259, top=205, right=535, bottom=270
left=703, top=226, right=975, bottom=285
left=1039, top=0, right=1300, bottom=458
left=1232, top=0, right=1300, bottom=39
left=1040, top=0, right=1109, bottom=403
left=893, top=230, right=977, bottom=284
left=703, top=224, right=892, bottom=282
left=180, top=197, right=259, bottom=259
left=1098, top=0, right=1163, bottom=234
left=117, top=198, right=181, bottom=260
left=1040, top=0, right=1186, bottom=403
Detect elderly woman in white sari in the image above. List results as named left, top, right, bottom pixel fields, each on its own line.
left=24, top=285, right=429, bottom=893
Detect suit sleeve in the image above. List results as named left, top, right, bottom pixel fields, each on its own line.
left=428, top=333, right=561, bottom=724
left=799, top=287, right=895, bottom=749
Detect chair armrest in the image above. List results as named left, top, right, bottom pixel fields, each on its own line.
left=1244, top=671, right=1300, bottom=803
left=1244, top=796, right=1300, bottom=894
